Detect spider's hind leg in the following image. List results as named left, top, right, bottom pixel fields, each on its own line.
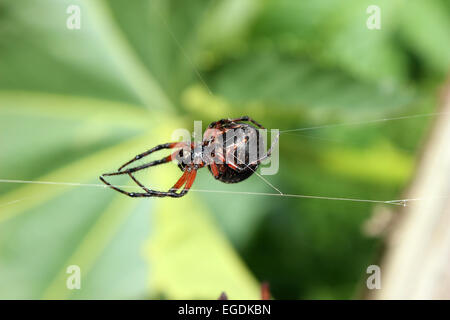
left=99, top=172, right=192, bottom=198
left=127, top=171, right=191, bottom=198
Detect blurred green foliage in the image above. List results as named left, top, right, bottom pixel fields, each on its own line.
left=0, top=0, right=449, bottom=299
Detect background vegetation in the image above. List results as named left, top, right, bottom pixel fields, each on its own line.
left=0, top=0, right=449, bottom=299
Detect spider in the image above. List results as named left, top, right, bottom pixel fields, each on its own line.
left=99, top=116, right=278, bottom=198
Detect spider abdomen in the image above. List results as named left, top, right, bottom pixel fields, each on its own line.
left=205, top=122, right=265, bottom=183
left=208, top=163, right=259, bottom=183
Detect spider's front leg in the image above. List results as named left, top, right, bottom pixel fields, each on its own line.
left=100, top=141, right=197, bottom=198
left=100, top=167, right=198, bottom=198
left=117, top=142, right=190, bottom=171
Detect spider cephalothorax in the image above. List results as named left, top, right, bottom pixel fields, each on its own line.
left=100, top=116, right=277, bottom=198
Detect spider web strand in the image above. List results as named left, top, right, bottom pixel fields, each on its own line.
left=0, top=178, right=442, bottom=207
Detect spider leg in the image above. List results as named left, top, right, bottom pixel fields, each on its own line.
left=169, top=171, right=190, bottom=192
left=215, top=150, right=245, bottom=172
left=208, top=116, right=265, bottom=130
left=183, top=169, right=197, bottom=195
left=99, top=150, right=189, bottom=197
left=102, top=149, right=181, bottom=177
left=254, top=130, right=280, bottom=163
left=128, top=170, right=189, bottom=196
left=102, top=157, right=171, bottom=177
left=100, top=140, right=199, bottom=198
left=210, top=162, right=219, bottom=177
left=130, top=169, right=196, bottom=198
left=227, top=160, right=242, bottom=171
left=118, top=142, right=189, bottom=171
left=229, top=116, right=265, bottom=130
left=99, top=175, right=160, bottom=198
left=100, top=170, right=195, bottom=198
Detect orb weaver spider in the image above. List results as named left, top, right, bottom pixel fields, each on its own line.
left=99, top=116, right=278, bottom=198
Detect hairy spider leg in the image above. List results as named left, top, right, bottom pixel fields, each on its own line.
left=128, top=168, right=189, bottom=195
left=100, top=145, right=198, bottom=197
left=102, top=146, right=184, bottom=177
left=118, top=142, right=190, bottom=171
left=102, top=155, right=173, bottom=177
left=208, top=116, right=264, bottom=130
left=100, top=165, right=197, bottom=198
left=169, top=170, right=190, bottom=191
left=229, top=116, right=265, bottom=130
left=128, top=170, right=193, bottom=198
left=216, top=152, right=240, bottom=171
left=256, top=130, right=279, bottom=163
left=99, top=172, right=194, bottom=198
left=210, top=162, right=219, bottom=177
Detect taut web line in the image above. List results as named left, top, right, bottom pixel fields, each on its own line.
left=0, top=178, right=445, bottom=207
